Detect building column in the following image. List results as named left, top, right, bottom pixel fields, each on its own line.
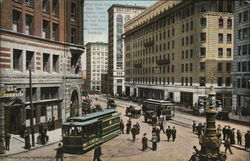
left=0, top=102, right=5, bottom=133
left=174, top=91, right=180, bottom=103
left=164, top=90, right=169, bottom=100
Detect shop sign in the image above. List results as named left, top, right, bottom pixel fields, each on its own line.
left=0, top=85, right=24, bottom=98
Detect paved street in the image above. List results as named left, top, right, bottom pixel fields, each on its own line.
left=1, top=95, right=249, bottom=161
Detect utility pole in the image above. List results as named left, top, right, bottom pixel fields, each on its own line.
left=29, top=65, right=35, bottom=147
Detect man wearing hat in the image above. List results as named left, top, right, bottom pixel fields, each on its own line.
left=142, top=133, right=148, bottom=151
left=56, top=143, right=64, bottom=161
left=151, top=132, right=158, bottom=151
left=131, top=125, right=137, bottom=142
left=245, top=130, right=250, bottom=150
left=93, top=144, right=102, bottom=161
left=166, top=126, right=172, bottom=142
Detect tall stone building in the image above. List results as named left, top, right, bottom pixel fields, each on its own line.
left=107, top=4, right=145, bottom=96
left=124, top=0, right=234, bottom=108
left=86, top=42, right=108, bottom=92
left=0, top=0, right=84, bottom=134
left=232, top=1, right=250, bottom=116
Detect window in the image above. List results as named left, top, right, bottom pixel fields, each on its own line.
left=52, top=23, right=59, bottom=41
left=52, top=0, right=59, bottom=16
left=185, top=77, right=188, bottom=86
left=190, top=77, right=193, bottom=86
left=71, top=28, right=76, bottom=43
left=186, top=50, right=189, bottom=59
left=53, top=55, right=59, bottom=73
left=13, top=49, right=22, bottom=71
left=26, top=88, right=37, bottom=102
left=226, top=48, right=231, bottom=57
left=200, top=32, right=206, bottom=42
left=226, top=77, right=231, bottom=86
left=242, top=78, right=246, bottom=88
left=42, top=20, right=50, bottom=39
left=190, top=21, right=193, bottom=30
left=218, top=48, right=223, bottom=57
left=172, top=40, right=175, bottom=48
left=71, top=52, right=81, bottom=74
left=200, top=17, right=206, bottom=27
left=237, top=78, right=241, bottom=88
left=190, top=63, right=193, bottom=72
left=200, top=62, right=206, bottom=72
left=243, top=11, right=248, bottom=22
left=172, top=77, right=174, bottom=85
left=243, top=45, right=247, bottom=55
left=12, top=10, right=21, bottom=32
left=227, top=34, right=232, bottom=43
left=243, top=28, right=248, bottom=39
left=227, top=18, right=232, bottom=28
left=185, top=64, right=188, bottom=72
left=226, top=63, right=231, bottom=72
left=238, top=46, right=242, bottom=55
left=172, top=28, right=175, bottom=36
left=186, top=36, right=189, bottom=45
left=200, top=3, right=207, bottom=12
left=190, top=49, right=193, bottom=58
left=43, top=53, right=50, bottom=72
left=190, top=35, right=193, bottom=44
left=25, top=14, right=33, bottom=35
left=238, top=62, right=241, bottom=72
left=217, top=77, right=223, bottom=86
left=71, top=2, right=76, bottom=20
left=200, top=47, right=206, bottom=57
left=218, top=33, right=223, bottom=43
left=181, top=77, right=184, bottom=85
left=218, top=18, right=223, bottom=28
left=41, top=87, right=59, bottom=100
left=239, top=13, right=242, bottom=23
left=42, top=0, right=49, bottom=13
left=24, top=0, right=34, bottom=7
left=217, top=62, right=222, bottom=72
left=186, top=23, right=189, bottom=32
left=200, top=77, right=206, bottom=86
left=26, top=51, right=34, bottom=71
left=242, top=62, right=247, bottom=72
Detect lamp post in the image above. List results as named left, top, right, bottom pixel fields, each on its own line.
left=29, top=65, right=35, bottom=147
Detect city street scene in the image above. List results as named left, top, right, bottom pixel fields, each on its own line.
left=0, top=0, right=249, bottom=161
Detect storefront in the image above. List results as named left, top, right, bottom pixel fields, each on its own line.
left=180, top=92, right=193, bottom=106
left=138, top=88, right=164, bottom=100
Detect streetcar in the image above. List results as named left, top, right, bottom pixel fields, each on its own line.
left=142, top=99, right=175, bottom=121
left=61, top=109, right=120, bottom=151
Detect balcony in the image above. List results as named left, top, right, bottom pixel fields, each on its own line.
left=133, top=63, right=142, bottom=68
left=143, top=40, right=154, bottom=47
left=156, top=59, right=170, bottom=65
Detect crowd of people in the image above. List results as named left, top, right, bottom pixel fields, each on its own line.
left=192, top=121, right=250, bottom=154
left=119, top=119, right=177, bottom=151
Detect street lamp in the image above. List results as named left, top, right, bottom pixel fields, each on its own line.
left=29, top=65, right=35, bottom=147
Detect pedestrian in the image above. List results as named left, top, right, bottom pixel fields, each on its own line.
left=126, top=119, right=132, bottom=134
left=52, top=117, right=55, bottom=130
left=236, top=129, right=242, bottom=145
left=171, top=126, right=176, bottom=142
left=47, top=119, right=52, bottom=131
left=189, top=146, right=200, bottom=161
left=5, top=132, right=11, bottom=151
left=142, top=133, right=148, bottom=151
left=41, top=128, right=46, bottom=145
left=56, top=142, right=64, bottom=161
left=120, top=119, right=124, bottom=134
left=216, top=129, right=222, bottom=139
left=222, top=125, right=227, bottom=140
left=192, top=121, right=196, bottom=133
left=159, top=121, right=165, bottom=134
left=39, top=124, right=44, bottom=135
left=227, top=126, right=231, bottom=140
left=24, top=130, right=31, bottom=149
left=20, top=122, right=26, bottom=138
left=245, top=130, right=250, bottom=150
left=217, top=124, right=221, bottom=132
left=0, top=133, right=5, bottom=153
left=155, top=126, right=160, bottom=142
left=166, top=126, right=171, bottom=142
left=196, top=123, right=202, bottom=138
left=224, top=138, right=233, bottom=154
left=93, top=144, right=102, bottom=161
left=151, top=132, right=158, bottom=151
left=230, top=128, right=235, bottom=145
left=135, top=122, right=140, bottom=134
left=202, top=123, right=206, bottom=135
left=131, top=125, right=137, bottom=142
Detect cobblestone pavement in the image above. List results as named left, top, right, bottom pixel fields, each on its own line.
left=1, top=95, right=249, bottom=161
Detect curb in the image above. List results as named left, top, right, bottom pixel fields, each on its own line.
left=0, top=140, right=60, bottom=157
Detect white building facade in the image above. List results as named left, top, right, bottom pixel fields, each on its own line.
left=107, top=5, right=145, bottom=96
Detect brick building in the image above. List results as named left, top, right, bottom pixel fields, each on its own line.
left=124, top=0, right=234, bottom=108
left=0, top=0, right=84, bottom=134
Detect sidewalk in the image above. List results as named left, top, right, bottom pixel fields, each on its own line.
left=175, top=106, right=250, bottom=125
left=0, top=128, right=61, bottom=157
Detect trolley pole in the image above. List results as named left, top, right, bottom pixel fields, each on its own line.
left=29, top=66, right=35, bottom=147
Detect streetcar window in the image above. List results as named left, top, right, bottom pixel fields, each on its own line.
left=62, top=126, right=69, bottom=136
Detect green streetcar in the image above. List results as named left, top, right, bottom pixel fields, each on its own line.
left=142, top=99, right=175, bottom=122
left=61, top=109, right=120, bottom=151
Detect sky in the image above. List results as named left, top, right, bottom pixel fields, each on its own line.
left=84, top=0, right=158, bottom=44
